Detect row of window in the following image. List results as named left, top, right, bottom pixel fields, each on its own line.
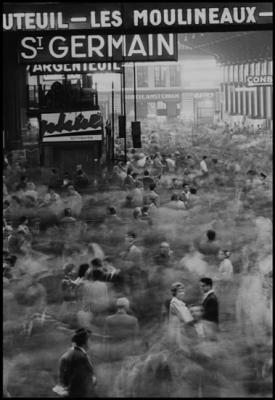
left=125, top=65, right=181, bottom=88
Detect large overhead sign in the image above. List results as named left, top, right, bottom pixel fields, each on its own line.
left=3, top=3, right=272, bottom=33
left=41, top=110, right=103, bottom=142
left=27, top=62, right=122, bottom=74
left=18, top=34, right=177, bottom=63
left=246, top=75, right=273, bottom=87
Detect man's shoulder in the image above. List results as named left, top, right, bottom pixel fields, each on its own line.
left=204, top=292, right=218, bottom=302
left=106, top=313, right=138, bottom=325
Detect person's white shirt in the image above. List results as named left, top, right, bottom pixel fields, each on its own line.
left=217, top=259, right=234, bottom=281
left=200, top=160, right=208, bottom=173
left=169, top=297, right=194, bottom=324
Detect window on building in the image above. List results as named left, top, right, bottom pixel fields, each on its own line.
left=154, top=66, right=167, bottom=87
left=137, top=65, right=148, bottom=88
left=125, top=66, right=132, bottom=89
left=169, top=65, right=181, bottom=87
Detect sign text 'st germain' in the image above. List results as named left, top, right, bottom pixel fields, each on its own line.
left=18, top=34, right=178, bottom=63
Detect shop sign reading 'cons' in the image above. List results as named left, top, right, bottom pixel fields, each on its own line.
left=3, top=3, right=272, bottom=32
left=246, top=75, right=273, bottom=87
left=18, top=34, right=177, bottom=63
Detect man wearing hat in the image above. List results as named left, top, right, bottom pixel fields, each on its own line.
left=57, top=328, right=97, bottom=397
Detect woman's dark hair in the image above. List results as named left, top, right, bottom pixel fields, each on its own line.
left=144, top=170, right=149, bottom=176
left=190, top=188, right=197, bottom=194
left=171, top=194, right=178, bottom=201
left=91, top=258, right=103, bottom=268
left=19, top=216, right=28, bottom=224
left=108, top=206, right=117, bottom=215
left=126, top=168, right=132, bottom=175
left=200, top=277, right=213, bottom=287
left=64, top=208, right=72, bottom=217
left=149, top=183, right=156, bottom=191
left=92, top=268, right=102, bottom=281
left=206, top=230, right=216, bottom=241
left=72, top=328, right=91, bottom=347
left=132, top=173, right=138, bottom=179
left=78, top=263, right=90, bottom=278
left=127, top=231, right=136, bottom=239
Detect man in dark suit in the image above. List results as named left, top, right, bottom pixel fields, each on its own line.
left=104, top=297, right=140, bottom=361
left=58, top=328, right=97, bottom=398
left=199, top=278, right=219, bottom=326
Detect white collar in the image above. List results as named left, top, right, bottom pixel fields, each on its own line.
left=202, top=289, right=214, bottom=301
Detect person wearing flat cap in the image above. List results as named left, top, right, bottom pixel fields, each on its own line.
left=58, top=328, right=97, bottom=397
left=104, top=297, right=140, bottom=361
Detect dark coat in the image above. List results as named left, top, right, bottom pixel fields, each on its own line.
left=59, top=346, right=95, bottom=397
left=202, top=292, right=219, bottom=324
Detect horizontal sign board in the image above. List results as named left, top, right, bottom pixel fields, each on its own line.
left=27, top=62, right=122, bottom=74
left=3, top=3, right=272, bottom=32
left=43, top=134, right=102, bottom=142
left=126, top=93, right=180, bottom=101
left=41, top=110, right=103, bottom=142
left=246, top=75, right=273, bottom=87
left=18, top=34, right=177, bottom=63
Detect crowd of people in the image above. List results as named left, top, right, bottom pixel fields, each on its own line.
left=3, top=121, right=272, bottom=397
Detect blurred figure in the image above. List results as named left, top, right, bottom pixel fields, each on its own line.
left=24, top=181, right=38, bottom=202
left=43, top=185, right=61, bottom=206
left=63, top=185, right=82, bottom=216
left=106, top=206, right=122, bottom=223
left=200, top=155, right=208, bottom=176
left=143, top=183, right=160, bottom=207
left=60, top=208, right=77, bottom=234
left=167, top=194, right=186, bottom=210
left=17, top=216, right=32, bottom=239
left=131, top=180, right=143, bottom=207
left=83, top=267, right=109, bottom=313
left=179, top=243, right=208, bottom=277
left=104, top=297, right=140, bottom=361
left=57, top=328, right=97, bottom=398
left=73, top=164, right=89, bottom=190
left=121, top=231, right=142, bottom=264
left=48, top=168, right=61, bottom=190
left=198, top=230, right=221, bottom=256
left=61, top=172, right=72, bottom=190
left=142, top=170, right=155, bottom=190
left=199, top=278, right=219, bottom=331
left=167, top=282, right=194, bottom=349
left=179, top=183, right=191, bottom=208
left=154, top=241, right=174, bottom=267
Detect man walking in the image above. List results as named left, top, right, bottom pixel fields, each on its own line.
left=57, top=328, right=97, bottom=397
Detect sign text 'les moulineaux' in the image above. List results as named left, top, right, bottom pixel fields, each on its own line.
left=2, top=3, right=272, bottom=32
left=18, top=34, right=178, bottom=63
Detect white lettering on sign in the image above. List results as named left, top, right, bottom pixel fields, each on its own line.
left=246, top=75, right=273, bottom=86
left=28, top=62, right=123, bottom=74
left=41, top=111, right=103, bottom=142
left=2, top=5, right=265, bottom=31
left=133, top=6, right=257, bottom=26
left=43, top=134, right=102, bottom=142
left=126, top=93, right=180, bottom=101
left=19, top=34, right=176, bottom=63
left=49, top=36, right=68, bottom=58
